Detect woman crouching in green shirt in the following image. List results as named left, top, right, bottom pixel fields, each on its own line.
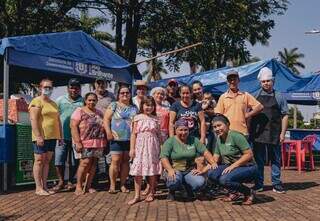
left=208, top=114, right=258, bottom=205
left=160, top=118, right=217, bottom=200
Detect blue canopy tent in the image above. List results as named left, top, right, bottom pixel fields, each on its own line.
left=0, top=31, right=140, bottom=191
left=150, top=59, right=306, bottom=98
left=283, top=74, right=320, bottom=105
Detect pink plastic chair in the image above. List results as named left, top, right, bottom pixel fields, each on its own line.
left=286, top=134, right=316, bottom=171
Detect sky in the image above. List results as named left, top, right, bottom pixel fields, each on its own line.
left=53, top=0, right=320, bottom=120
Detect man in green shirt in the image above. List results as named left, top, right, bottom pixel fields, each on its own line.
left=160, top=118, right=216, bottom=200
left=54, top=78, right=83, bottom=190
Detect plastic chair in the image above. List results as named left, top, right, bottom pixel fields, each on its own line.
left=286, top=135, right=316, bottom=171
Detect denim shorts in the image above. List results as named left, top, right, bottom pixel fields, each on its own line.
left=109, top=141, right=130, bottom=155
left=55, top=140, right=77, bottom=166
left=33, top=139, right=56, bottom=154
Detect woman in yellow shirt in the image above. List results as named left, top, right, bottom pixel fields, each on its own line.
left=29, top=78, right=62, bottom=196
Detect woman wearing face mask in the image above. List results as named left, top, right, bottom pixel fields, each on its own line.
left=29, top=78, right=63, bottom=195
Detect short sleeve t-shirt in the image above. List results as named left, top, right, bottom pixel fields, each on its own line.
left=28, top=97, right=61, bottom=141
left=109, top=102, right=138, bottom=141
left=71, top=107, right=106, bottom=149
left=96, top=90, right=115, bottom=114
left=56, top=95, right=84, bottom=141
left=160, top=136, right=207, bottom=171
left=214, top=130, right=254, bottom=165
left=170, top=100, right=202, bottom=137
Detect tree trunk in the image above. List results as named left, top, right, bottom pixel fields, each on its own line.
left=115, top=0, right=123, bottom=55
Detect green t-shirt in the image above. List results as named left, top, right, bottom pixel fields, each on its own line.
left=56, top=95, right=84, bottom=141
left=160, top=136, right=207, bottom=171
left=214, top=130, right=255, bottom=165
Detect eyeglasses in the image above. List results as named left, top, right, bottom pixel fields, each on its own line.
left=43, top=86, right=53, bottom=89
left=120, top=92, right=130, bottom=95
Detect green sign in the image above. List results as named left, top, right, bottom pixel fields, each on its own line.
left=15, top=124, right=56, bottom=185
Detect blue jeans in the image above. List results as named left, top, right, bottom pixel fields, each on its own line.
left=165, top=170, right=206, bottom=193
left=208, top=164, right=257, bottom=196
left=253, top=142, right=281, bottom=187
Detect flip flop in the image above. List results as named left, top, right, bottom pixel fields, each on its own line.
left=52, top=184, right=64, bottom=192
left=35, top=190, right=50, bottom=196
left=141, top=187, right=150, bottom=196
left=120, top=186, right=130, bottom=193
left=88, top=188, right=97, bottom=193
left=74, top=189, right=84, bottom=196
left=127, top=197, right=141, bottom=205
left=144, top=194, right=155, bottom=203
left=108, top=189, right=117, bottom=194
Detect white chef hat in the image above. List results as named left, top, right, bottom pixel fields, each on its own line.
left=257, top=67, right=274, bottom=81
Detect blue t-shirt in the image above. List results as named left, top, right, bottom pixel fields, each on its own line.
left=170, top=100, right=202, bottom=137
left=56, top=95, right=84, bottom=140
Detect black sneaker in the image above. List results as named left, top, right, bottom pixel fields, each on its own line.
left=253, top=185, right=264, bottom=192
left=273, top=184, right=286, bottom=194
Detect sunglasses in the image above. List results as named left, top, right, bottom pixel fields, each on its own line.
left=120, top=91, right=130, bottom=95
left=43, top=86, right=53, bottom=89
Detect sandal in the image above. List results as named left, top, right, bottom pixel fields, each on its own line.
left=120, top=186, right=130, bottom=193
left=144, top=194, right=155, bottom=203
left=35, top=190, right=50, bottom=196
left=66, top=183, right=75, bottom=191
left=221, top=193, right=241, bottom=202
left=242, top=190, right=255, bottom=205
left=74, top=188, right=84, bottom=196
left=108, top=189, right=117, bottom=194
left=88, top=188, right=97, bottom=194
left=127, top=197, right=141, bottom=205
left=141, top=185, right=150, bottom=196
left=52, top=184, right=64, bottom=192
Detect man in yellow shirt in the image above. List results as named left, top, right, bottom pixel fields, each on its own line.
left=215, top=70, right=263, bottom=137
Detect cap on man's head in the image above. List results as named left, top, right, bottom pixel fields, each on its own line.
left=167, top=78, right=178, bottom=86
left=257, top=67, right=273, bottom=81
left=134, top=80, right=149, bottom=89
left=68, top=78, right=81, bottom=87
left=226, top=70, right=239, bottom=80
left=95, top=77, right=106, bottom=84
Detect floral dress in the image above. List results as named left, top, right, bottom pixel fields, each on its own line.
left=129, top=114, right=162, bottom=176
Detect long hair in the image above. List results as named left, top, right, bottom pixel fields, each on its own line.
left=139, top=96, right=156, bottom=116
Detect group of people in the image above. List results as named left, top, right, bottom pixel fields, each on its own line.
left=28, top=66, right=288, bottom=206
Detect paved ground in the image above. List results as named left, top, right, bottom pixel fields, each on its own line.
left=1, top=167, right=320, bottom=221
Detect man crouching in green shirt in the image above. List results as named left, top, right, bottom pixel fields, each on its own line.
left=160, top=118, right=217, bottom=200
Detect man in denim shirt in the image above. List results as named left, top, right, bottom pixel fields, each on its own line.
left=250, top=67, right=288, bottom=194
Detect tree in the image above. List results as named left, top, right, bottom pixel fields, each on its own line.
left=142, top=59, right=168, bottom=82
left=278, top=47, right=305, bottom=74
left=288, top=106, right=304, bottom=128
left=0, top=0, right=110, bottom=94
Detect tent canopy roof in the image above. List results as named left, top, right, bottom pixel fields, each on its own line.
left=0, top=31, right=140, bottom=85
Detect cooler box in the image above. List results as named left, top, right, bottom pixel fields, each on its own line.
left=0, top=124, right=16, bottom=163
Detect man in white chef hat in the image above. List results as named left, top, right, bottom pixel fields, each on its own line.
left=250, top=67, right=289, bottom=194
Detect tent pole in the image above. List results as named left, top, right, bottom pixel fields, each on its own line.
left=293, top=104, right=297, bottom=129
left=3, top=49, right=9, bottom=191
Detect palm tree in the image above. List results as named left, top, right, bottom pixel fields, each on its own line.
left=278, top=48, right=305, bottom=74
left=142, top=58, right=168, bottom=82
left=79, top=10, right=114, bottom=47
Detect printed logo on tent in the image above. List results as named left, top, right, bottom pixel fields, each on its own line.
left=312, top=92, right=320, bottom=100
left=75, top=62, right=88, bottom=75
left=89, top=65, right=114, bottom=80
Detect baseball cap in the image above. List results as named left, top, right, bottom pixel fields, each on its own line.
left=167, top=79, right=178, bottom=86
left=95, top=77, right=106, bottom=83
left=68, top=78, right=81, bottom=87
left=226, top=70, right=239, bottom=80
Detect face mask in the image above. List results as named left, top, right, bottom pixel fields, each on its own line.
left=42, top=88, right=53, bottom=97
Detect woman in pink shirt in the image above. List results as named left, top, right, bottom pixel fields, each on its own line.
left=71, top=92, right=106, bottom=195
